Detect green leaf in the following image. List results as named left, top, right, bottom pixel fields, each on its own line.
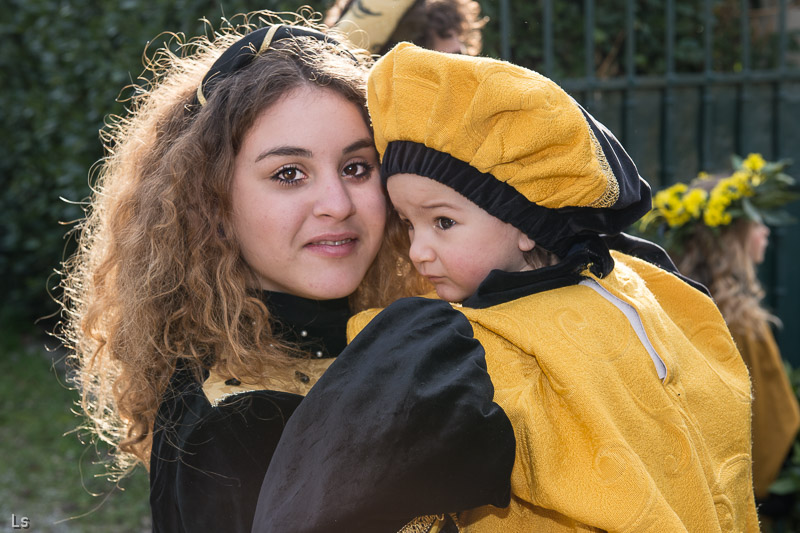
left=769, top=476, right=800, bottom=495
left=741, top=197, right=762, bottom=223
left=761, top=210, right=797, bottom=226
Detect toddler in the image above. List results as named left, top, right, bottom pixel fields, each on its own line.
left=358, top=43, right=759, bottom=532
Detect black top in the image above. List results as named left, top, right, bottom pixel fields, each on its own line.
left=149, top=292, right=516, bottom=533
left=149, top=292, right=349, bottom=533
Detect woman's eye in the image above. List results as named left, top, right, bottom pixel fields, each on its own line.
left=435, top=217, right=456, bottom=230
left=342, top=161, right=374, bottom=180
left=271, top=166, right=307, bottom=186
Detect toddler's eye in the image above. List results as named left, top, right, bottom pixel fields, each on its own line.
left=435, top=217, right=456, bottom=230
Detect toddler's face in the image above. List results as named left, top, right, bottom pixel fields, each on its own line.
left=387, top=173, right=535, bottom=302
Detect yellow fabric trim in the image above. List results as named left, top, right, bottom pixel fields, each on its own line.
left=202, top=357, right=335, bottom=405
left=397, top=514, right=455, bottom=533
left=585, top=118, right=619, bottom=208
left=258, top=24, right=282, bottom=56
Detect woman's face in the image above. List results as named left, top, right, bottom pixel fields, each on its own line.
left=746, top=221, right=770, bottom=265
left=231, top=86, right=386, bottom=300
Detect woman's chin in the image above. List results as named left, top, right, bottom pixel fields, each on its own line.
left=293, top=274, right=366, bottom=301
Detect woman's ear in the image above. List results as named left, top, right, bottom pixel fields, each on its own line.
left=518, top=233, right=536, bottom=253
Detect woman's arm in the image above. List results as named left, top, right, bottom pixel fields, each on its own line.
left=251, top=297, right=515, bottom=533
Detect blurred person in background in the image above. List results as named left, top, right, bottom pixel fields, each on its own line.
left=325, top=0, right=486, bottom=55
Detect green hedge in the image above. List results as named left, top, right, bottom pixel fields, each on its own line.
left=0, top=1, right=326, bottom=322
left=479, top=0, right=785, bottom=76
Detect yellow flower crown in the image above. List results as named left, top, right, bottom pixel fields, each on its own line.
left=639, top=154, right=798, bottom=246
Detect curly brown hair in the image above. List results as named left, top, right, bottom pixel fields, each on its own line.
left=58, top=11, right=426, bottom=478
left=671, top=218, right=777, bottom=339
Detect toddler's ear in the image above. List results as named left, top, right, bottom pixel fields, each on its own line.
left=518, top=233, right=536, bottom=253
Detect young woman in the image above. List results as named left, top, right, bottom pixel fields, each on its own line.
left=59, top=13, right=514, bottom=532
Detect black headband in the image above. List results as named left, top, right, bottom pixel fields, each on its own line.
left=195, top=24, right=357, bottom=108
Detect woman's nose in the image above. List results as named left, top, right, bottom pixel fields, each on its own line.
left=313, top=174, right=356, bottom=220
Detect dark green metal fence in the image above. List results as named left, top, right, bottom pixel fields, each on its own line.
left=489, top=0, right=800, bottom=361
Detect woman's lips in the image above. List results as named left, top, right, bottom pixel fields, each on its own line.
left=305, top=235, right=358, bottom=258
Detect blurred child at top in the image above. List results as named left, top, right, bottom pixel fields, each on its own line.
left=356, top=43, right=759, bottom=531
left=641, top=156, right=800, bottom=514
left=325, top=0, right=485, bottom=55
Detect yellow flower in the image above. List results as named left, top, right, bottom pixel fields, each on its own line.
left=666, top=211, right=692, bottom=227
left=704, top=181, right=735, bottom=227
left=653, top=183, right=691, bottom=227
left=647, top=153, right=791, bottom=235
left=683, top=189, right=708, bottom=218
left=703, top=203, right=732, bottom=227
left=743, top=153, right=766, bottom=172
left=750, top=173, right=765, bottom=186
left=706, top=211, right=730, bottom=227
left=713, top=173, right=752, bottom=204
left=654, top=184, right=685, bottom=208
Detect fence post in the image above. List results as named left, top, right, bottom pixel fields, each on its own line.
left=735, top=0, right=752, bottom=156
left=773, top=0, right=789, bottom=159
left=660, top=0, right=676, bottom=187
left=699, top=0, right=715, bottom=172
left=622, top=0, right=636, bottom=153
left=543, top=0, right=554, bottom=77
left=583, top=0, right=596, bottom=114
left=500, top=0, right=512, bottom=61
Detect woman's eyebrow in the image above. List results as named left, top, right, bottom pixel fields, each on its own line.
left=342, top=138, right=375, bottom=154
left=254, top=138, right=373, bottom=163
left=255, top=146, right=312, bottom=163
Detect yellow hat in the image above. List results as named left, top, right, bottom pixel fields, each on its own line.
left=368, top=43, right=651, bottom=257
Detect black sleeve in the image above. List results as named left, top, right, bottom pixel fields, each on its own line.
left=251, top=297, right=516, bottom=533
left=150, top=369, right=303, bottom=533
